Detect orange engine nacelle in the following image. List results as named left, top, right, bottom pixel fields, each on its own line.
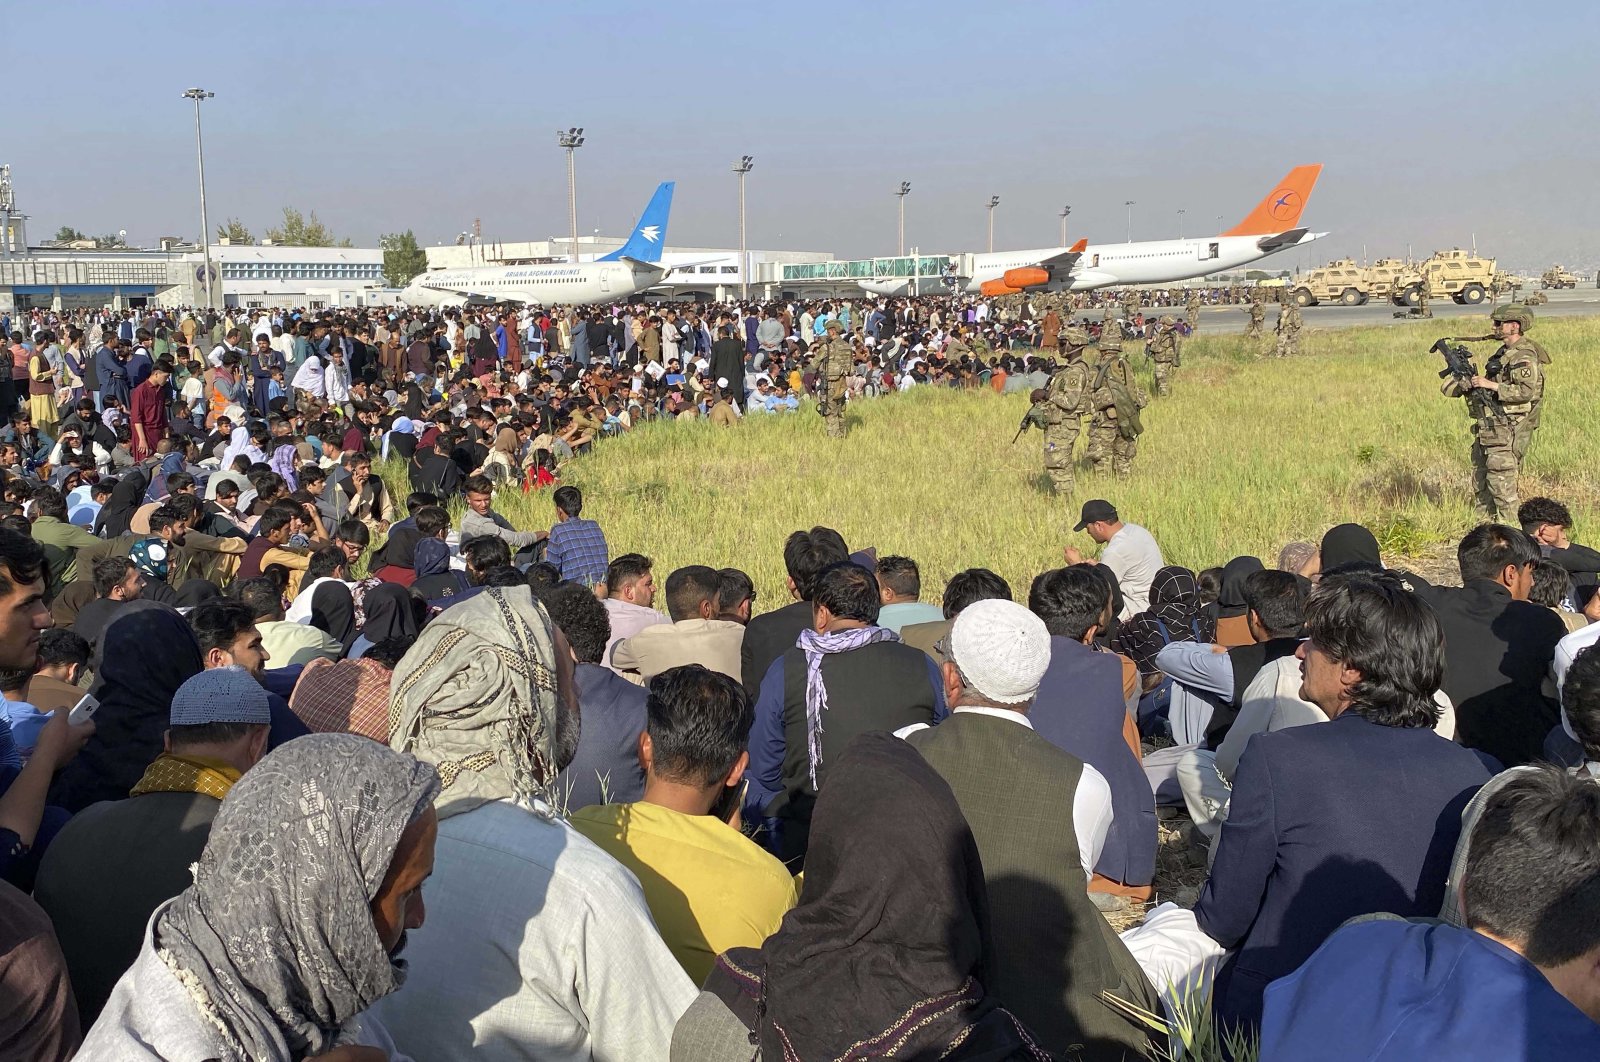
left=980, top=279, right=1020, bottom=297
left=1002, top=267, right=1051, bottom=289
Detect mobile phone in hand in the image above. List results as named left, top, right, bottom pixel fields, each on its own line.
left=68, top=694, right=99, bottom=726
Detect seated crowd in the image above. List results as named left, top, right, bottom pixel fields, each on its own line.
left=4, top=350, right=1600, bottom=1057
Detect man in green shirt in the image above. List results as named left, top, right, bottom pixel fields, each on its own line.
left=571, top=665, right=797, bottom=983
left=27, top=486, right=101, bottom=597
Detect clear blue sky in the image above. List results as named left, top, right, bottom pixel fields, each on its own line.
left=9, top=0, right=1598, bottom=270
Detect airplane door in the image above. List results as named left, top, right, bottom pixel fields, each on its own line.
left=600, top=268, right=613, bottom=293
left=1199, top=242, right=1219, bottom=261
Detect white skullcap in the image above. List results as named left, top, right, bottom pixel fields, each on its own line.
left=949, top=598, right=1051, bottom=705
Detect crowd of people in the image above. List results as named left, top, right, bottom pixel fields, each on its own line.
left=0, top=294, right=1599, bottom=1059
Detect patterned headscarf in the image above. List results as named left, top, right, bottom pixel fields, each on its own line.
left=154, top=734, right=440, bottom=1061
left=1112, top=566, right=1215, bottom=675
left=388, top=586, right=564, bottom=819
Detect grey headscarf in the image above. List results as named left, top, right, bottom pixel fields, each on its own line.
left=388, top=586, right=565, bottom=819
left=154, top=733, right=441, bottom=1061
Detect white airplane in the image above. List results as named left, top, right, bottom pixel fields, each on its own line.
left=859, top=165, right=1326, bottom=298
left=400, top=182, right=679, bottom=307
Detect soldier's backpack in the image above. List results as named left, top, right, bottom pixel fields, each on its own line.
left=1109, top=375, right=1144, bottom=439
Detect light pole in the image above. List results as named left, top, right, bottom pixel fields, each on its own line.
left=182, top=88, right=216, bottom=310
left=557, top=127, right=584, bottom=262
left=1059, top=205, right=1072, bottom=246
left=896, top=181, right=911, bottom=256
left=1178, top=208, right=1186, bottom=239
left=1124, top=200, right=1136, bottom=243
left=733, top=155, right=753, bottom=300
left=987, top=195, right=1000, bottom=253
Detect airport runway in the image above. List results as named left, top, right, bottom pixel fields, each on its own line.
left=1142, top=287, right=1600, bottom=334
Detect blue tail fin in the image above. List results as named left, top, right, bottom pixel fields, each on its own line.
left=598, top=182, right=673, bottom=262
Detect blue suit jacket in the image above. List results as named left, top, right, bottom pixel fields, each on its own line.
left=1193, top=712, right=1491, bottom=1030
left=1260, top=920, right=1600, bottom=1059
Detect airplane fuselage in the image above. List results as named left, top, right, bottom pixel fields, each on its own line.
left=858, top=231, right=1324, bottom=298
left=966, top=233, right=1317, bottom=291
left=401, top=261, right=668, bottom=308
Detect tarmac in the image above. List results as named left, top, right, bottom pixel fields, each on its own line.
left=1143, top=286, right=1600, bottom=334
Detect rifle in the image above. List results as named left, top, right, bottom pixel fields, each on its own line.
left=1012, top=387, right=1049, bottom=444
left=1431, top=338, right=1506, bottom=416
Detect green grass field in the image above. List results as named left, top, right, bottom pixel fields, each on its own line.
left=386, top=313, right=1600, bottom=610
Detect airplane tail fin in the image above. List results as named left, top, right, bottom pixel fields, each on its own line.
left=598, top=182, right=674, bottom=263
left=1221, top=165, right=1323, bottom=237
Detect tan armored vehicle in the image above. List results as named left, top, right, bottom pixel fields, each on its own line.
left=1290, top=258, right=1367, bottom=306
left=1391, top=249, right=1495, bottom=306
left=1541, top=265, right=1578, bottom=289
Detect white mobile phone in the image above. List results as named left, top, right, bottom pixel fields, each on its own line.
left=67, top=694, right=99, bottom=726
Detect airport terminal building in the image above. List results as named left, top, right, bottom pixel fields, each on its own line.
left=0, top=166, right=832, bottom=310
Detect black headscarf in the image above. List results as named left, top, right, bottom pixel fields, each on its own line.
left=49, top=603, right=204, bottom=812
left=93, top=469, right=148, bottom=538
left=357, top=583, right=420, bottom=646
left=1217, top=556, right=1265, bottom=619
left=1320, top=522, right=1382, bottom=574
left=174, top=578, right=222, bottom=610
left=377, top=525, right=424, bottom=571
left=1112, top=566, right=1215, bottom=675
left=705, top=733, right=1049, bottom=1061
left=309, top=580, right=359, bottom=652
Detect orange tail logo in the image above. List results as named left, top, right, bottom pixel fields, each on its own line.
left=1222, top=165, right=1323, bottom=236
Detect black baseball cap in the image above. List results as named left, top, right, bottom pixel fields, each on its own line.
left=1073, top=499, right=1118, bottom=531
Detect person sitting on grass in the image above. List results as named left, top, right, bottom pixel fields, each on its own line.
left=571, top=664, right=796, bottom=985
left=1260, top=766, right=1600, bottom=1056
left=545, top=485, right=608, bottom=587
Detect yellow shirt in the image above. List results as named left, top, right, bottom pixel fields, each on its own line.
left=571, top=801, right=797, bottom=984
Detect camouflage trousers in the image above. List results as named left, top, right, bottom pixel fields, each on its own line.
left=1152, top=358, right=1176, bottom=396
left=1244, top=320, right=1262, bottom=340
left=823, top=389, right=846, bottom=438
left=1471, top=415, right=1535, bottom=518
left=1044, top=421, right=1080, bottom=494
left=1087, top=418, right=1136, bottom=478
left=1275, top=330, right=1299, bottom=358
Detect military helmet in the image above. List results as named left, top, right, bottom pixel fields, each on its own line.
left=824, top=318, right=843, bottom=332
left=1158, top=314, right=1177, bottom=327
left=1491, top=304, right=1533, bottom=331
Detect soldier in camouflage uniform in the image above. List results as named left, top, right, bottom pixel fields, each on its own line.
left=1442, top=304, right=1549, bottom=518
left=1274, top=298, right=1302, bottom=358
left=1041, top=326, right=1092, bottom=494
left=1185, top=289, right=1203, bottom=333
left=1121, top=289, right=1139, bottom=321
left=817, top=318, right=852, bottom=438
left=1245, top=296, right=1266, bottom=340
left=1087, top=316, right=1148, bottom=478
left=1415, top=283, right=1432, bottom=318
left=1146, top=314, right=1180, bottom=395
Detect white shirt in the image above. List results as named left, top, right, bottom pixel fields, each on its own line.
left=284, top=576, right=353, bottom=624
left=372, top=799, right=696, bottom=1062
left=897, top=706, right=1113, bottom=881
left=1554, top=621, right=1600, bottom=699
left=1100, top=522, right=1164, bottom=620
left=324, top=359, right=352, bottom=404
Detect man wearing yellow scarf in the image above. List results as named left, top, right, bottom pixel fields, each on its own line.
left=31, top=667, right=272, bottom=1025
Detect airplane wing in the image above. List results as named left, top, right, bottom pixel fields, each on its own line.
left=983, top=239, right=1090, bottom=294
left=1034, top=238, right=1090, bottom=272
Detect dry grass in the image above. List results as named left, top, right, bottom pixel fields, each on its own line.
left=383, top=314, right=1600, bottom=614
